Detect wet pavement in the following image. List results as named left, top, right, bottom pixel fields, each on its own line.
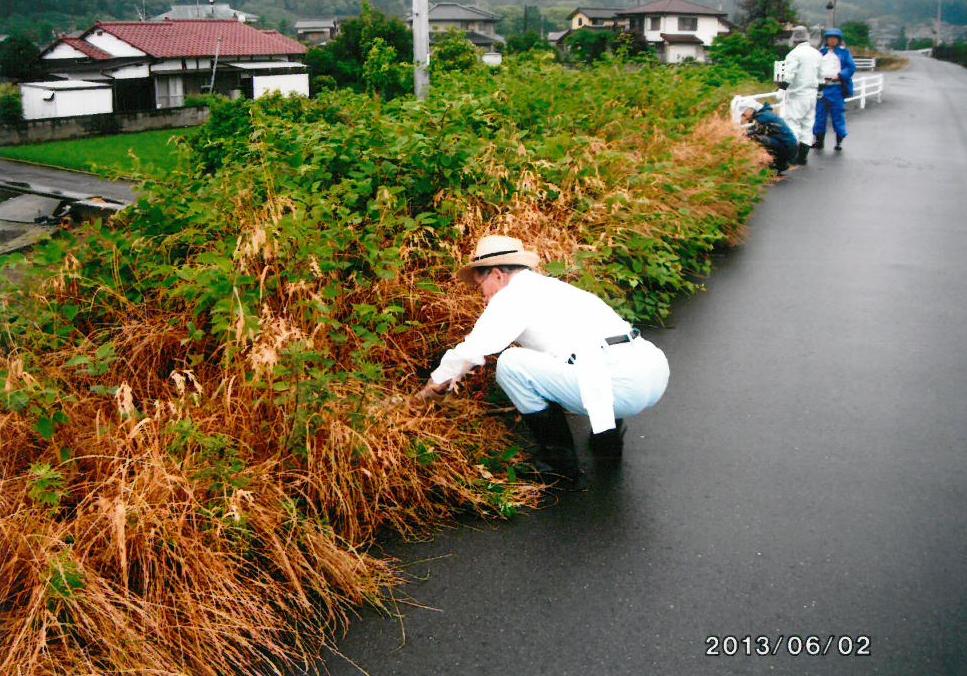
left=0, top=158, right=135, bottom=203
left=323, top=55, right=967, bottom=675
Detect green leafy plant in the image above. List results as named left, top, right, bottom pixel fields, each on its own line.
left=28, top=463, right=66, bottom=510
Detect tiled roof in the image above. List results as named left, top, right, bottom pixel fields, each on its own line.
left=568, top=7, right=624, bottom=19
left=427, top=3, right=497, bottom=21
left=619, top=0, right=726, bottom=16
left=295, top=19, right=337, bottom=30
left=88, top=20, right=306, bottom=58
left=60, top=37, right=114, bottom=60
left=660, top=32, right=704, bottom=43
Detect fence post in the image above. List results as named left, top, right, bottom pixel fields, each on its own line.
left=860, top=78, right=867, bottom=109
left=876, top=75, right=883, bottom=103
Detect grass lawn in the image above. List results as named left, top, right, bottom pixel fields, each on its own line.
left=0, top=128, right=193, bottom=178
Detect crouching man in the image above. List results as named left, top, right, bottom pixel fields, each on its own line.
left=417, top=235, right=670, bottom=484
left=738, top=97, right=799, bottom=173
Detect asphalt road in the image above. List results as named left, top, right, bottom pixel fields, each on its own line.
left=325, top=55, right=967, bottom=675
left=0, top=158, right=135, bottom=202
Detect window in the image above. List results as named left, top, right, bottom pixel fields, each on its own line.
left=678, top=16, right=698, bottom=31
left=649, top=17, right=660, bottom=30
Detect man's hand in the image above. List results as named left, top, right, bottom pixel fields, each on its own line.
left=415, top=378, right=451, bottom=402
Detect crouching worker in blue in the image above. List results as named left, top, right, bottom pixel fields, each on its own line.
left=813, top=28, right=856, bottom=152
left=416, top=235, right=670, bottom=485
left=738, top=98, right=798, bottom=173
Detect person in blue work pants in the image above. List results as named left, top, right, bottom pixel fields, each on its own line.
left=737, top=98, right=799, bottom=173
left=813, top=28, right=856, bottom=152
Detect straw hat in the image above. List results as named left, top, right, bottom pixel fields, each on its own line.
left=456, top=235, right=540, bottom=284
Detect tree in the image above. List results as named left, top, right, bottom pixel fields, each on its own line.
left=430, top=29, right=479, bottom=74
left=707, top=19, right=785, bottom=81
left=564, top=29, right=616, bottom=64
left=303, top=4, right=412, bottom=92
left=362, top=37, right=412, bottom=100
left=505, top=31, right=553, bottom=54
left=891, top=26, right=908, bottom=51
left=841, top=21, right=873, bottom=50
left=738, top=0, right=797, bottom=28
left=0, top=33, right=41, bottom=81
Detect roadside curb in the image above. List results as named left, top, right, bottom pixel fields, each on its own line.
left=0, top=155, right=135, bottom=183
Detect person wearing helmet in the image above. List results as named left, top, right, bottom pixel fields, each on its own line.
left=737, top=98, right=798, bottom=173
left=777, top=25, right=822, bottom=165
left=812, top=28, right=856, bottom=151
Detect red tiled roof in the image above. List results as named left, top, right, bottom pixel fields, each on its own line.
left=57, top=37, right=114, bottom=60
left=87, top=20, right=307, bottom=58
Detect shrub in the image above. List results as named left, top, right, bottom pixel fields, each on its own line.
left=0, top=82, right=22, bottom=124
left=564, top=28, right=617, bottom=64
left=708, top=19, right=785, bottom=82
left=430, top=29, right=481, bottom=74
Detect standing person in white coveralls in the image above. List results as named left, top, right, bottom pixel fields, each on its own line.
left=416, top=235, right=670, bottom=485
left=778, top=25, right=823, bottom=166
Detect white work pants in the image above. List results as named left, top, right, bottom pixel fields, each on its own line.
left=494, top=338, right=669, bottom=422
left=783, top=90, right=818, bottom=145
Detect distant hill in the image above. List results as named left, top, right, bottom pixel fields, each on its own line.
left=2, top=0, right=964, bottom=44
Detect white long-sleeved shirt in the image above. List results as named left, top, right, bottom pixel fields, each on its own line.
left=783, top=42, right=823, bottom=93
left=431, top=269, right=633, bottom=432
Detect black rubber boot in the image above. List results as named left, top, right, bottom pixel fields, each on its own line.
left=796, top=142, right=810, bottom=165
left=811, top=134, right=825, bottom=150
left=834, top=135, right=843, bottom=151
left=589, top=419, right=625, bottom=461
left=522, top=405, right=583, bottom=485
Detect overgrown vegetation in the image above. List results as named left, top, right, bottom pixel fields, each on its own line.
left=0, top=56, right=770, bottom=673
left=934, top=40, right=967, bottom=67
left=708, top=18, right=787, bottom=81
left=0, top=83, right=22, bottom=125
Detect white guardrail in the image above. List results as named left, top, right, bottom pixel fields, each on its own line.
left=731, top=73, right=885, bottom=124
left=853, top=57, right=876, bottom=71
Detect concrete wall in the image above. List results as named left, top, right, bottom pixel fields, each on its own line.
left=253, top=73, right=309, bottom=98
left=21, top=85, right=113, bottom=120
left=0, top=107, right=209, bottom=146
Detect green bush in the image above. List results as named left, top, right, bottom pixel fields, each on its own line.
left=303, top=3, right=412, bottom=91
left=564, top=28, right=617, bottom=64
left=0, top=82, right=23, bottom=124
left=430, top=29, right=481, bottom=74
left=708, top=19, right=785, bottom=82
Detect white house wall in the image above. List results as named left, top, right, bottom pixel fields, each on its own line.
left=43, top=43, right=88, bottom=59
left=253, top=73, right=309, bottom=98
left=664, top=43, right=704, bottom=63
left=644, top=15, right=729, bottom=46
left=84, top=30, right=147, bottom=57
left=110, top=63, right=150, bottom=79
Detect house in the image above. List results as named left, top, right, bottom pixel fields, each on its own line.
left=150, top=3, right=258, bottom=23
left=409, top=3, right=504, bottom=50
left=567, top=8, right=628, bottom=31
left=618, top=0, right=731, bottom=63
left=38, top=20, right=308, bottom=114
left=295, top=19, right=340, bottom=46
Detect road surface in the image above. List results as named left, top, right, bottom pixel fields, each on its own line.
left=0, top=158, right=135, bottom=202
left=325, top=55, right=967, bottom=675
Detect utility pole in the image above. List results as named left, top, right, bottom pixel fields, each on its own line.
left=825, top=0, right=836, bottom=30
left=412, top=0, right=430, bottom=100
left=209, top=36, right=222, bottom=94
left=935, top=0, right=942, bottom=47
